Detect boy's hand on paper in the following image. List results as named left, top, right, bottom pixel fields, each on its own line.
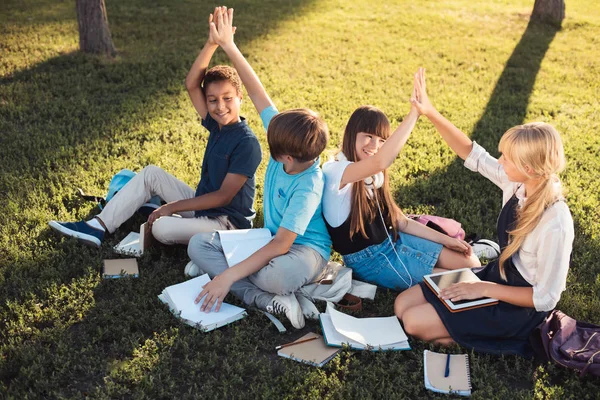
left=210, top=6, right=236, bottom=48
left=443, top=237, right=472, bottom=257
left=195, top=273, right=233, bottom=312
left=147, top=204, right=173, bottom=226
left=440, top=281, right=489, bottom=301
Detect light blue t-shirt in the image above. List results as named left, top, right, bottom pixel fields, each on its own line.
left=260, top=106, right=331, bottom=261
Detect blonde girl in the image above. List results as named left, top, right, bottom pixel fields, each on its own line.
left=321, top=73, right=481, bottom=292
left=395, top=68, right=574, bottom=356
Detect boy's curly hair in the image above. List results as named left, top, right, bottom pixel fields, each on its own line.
left=268, top=109, right=329, bottom=162
left=202, top=65, right=242, bottom=95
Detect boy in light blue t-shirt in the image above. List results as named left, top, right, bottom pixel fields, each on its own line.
left=187, top=7, right=331, bottom=329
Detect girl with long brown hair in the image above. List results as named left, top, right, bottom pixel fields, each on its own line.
left=395, top=69, right=574, bottom=356
left=322, top=73, right=481, bottom=291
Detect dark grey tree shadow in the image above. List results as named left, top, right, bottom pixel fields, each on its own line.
left=397, top=18, right=561, bottom=239
left=0, top=1, right=317, bottom=396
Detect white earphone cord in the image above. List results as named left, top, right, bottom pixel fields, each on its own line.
left=372, top=187, right=413, bottom=288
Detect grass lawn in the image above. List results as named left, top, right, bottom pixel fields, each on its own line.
left=1, top=0, right=600, bottom=398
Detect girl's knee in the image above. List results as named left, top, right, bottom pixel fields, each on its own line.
left=401, top=308, right=425, bottom=338
left=394, top=292, right=408, bottom=319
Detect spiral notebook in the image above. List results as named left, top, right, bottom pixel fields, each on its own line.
left=423, top=350, right=471, bottom=396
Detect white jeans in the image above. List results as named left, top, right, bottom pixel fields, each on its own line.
left=97, top=165, right=234, bottom=245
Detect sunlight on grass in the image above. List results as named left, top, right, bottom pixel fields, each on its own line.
left=1, top=0, right=600, bottom=397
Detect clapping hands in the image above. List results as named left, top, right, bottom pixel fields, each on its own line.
left=410, top=67, right=434, bottom=116
left=207, top=6, right=236, bottom=48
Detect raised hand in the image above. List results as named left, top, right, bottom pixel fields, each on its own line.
left=410, top=67, right=434, bottom=116
left=210, top=6, right=236, bottom=48
left=207, top=8, right=219, bottom=45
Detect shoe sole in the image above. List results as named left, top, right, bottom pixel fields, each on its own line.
left=48, top=221, right=101, bottom=248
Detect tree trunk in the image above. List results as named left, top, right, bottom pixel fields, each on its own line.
left=76, top=0, right=117, bottom=57
left=531, top=0, right=565, bottom=26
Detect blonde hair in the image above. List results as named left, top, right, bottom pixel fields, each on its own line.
left=497, top=122, right=566, bottom=279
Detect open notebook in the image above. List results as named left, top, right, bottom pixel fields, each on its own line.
left=424, top=350, right=471, bottom=396
left=113, top=222, right=153, bottom=257
left=158, top=274, right=246, bottom=332
left=319, top=302, right=410, bottom=351
left=218, top=228, right=273, bottom=267
left=423, top=268, right=498, bottom=312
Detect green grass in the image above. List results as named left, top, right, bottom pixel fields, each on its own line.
left=1, top=0, right=600, bottom=398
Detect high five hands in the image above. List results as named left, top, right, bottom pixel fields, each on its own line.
left=410, top=67, right=434, bottom=116
left=208, top=6, right=236, bottom=48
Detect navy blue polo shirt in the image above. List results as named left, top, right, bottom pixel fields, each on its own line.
left=194, top=113, right=262, bottom=229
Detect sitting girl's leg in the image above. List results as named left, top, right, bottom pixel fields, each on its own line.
left=395, top=286, right=454, bottom=344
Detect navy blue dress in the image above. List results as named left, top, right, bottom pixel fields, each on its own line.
left=419, top=194, right=548, bottom=357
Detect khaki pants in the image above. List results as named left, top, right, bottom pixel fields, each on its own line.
left=97, top=165, right=234, bottom=245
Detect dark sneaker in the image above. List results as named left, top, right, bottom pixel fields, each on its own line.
left=48, top=220, right=104, bottom=248
left=266, top=294, right=305, bottom=329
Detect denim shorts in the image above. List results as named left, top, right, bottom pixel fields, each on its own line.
left=342, top=232, right=443, bottom=291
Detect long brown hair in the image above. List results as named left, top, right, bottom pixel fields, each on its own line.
left=340, top=106, right=403, bottom=240
left=497, top=122, right=566, bottom=279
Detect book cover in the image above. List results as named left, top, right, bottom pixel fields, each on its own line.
left=423, top=268, right=498, bottom=312
left=277, top=333, right=341, bottom=367
left=103, top=258, right=139, bottom=278
left=423, top=350, right=471, bottom=396
left=113, top=222, right=153, bottom=257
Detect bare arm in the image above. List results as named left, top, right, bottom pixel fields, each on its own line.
left=212, top=7, right=274, bottom=115
left=185, top=12, right=220, bottom=119
left=194, top=227, right=297, bottom=311
left=398, top=215, right=471, bottom=255
left=341, top=108, right=419, bottom=187
left=441, top=281, right=535, bottom=308
left=412, top=68, right=473, bottom=160
left=147, top=173, right=248, bottom=225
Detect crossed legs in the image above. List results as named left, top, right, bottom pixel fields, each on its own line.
left=394, top=285, right=455, bottom=346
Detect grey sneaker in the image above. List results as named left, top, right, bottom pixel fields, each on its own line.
left=472, top=239, right=501, bottom=260
left=295, top=291, right=320, bottom=320
left=184, top=261, right=204, bottom=277
left=266, top=294, right=305, bottom=329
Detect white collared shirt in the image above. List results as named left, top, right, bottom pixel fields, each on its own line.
left=465, top=142, right=574, bottom=311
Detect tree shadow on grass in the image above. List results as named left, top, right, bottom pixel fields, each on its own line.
left=396, top=18, right=561, bottom=237
left=0, top=0, right=318, bottom=396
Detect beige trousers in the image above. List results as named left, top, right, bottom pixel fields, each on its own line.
left=97, top=165, right=234, bottom=245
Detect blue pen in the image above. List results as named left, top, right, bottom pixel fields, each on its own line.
left=444, top=353, right=451, bottom=377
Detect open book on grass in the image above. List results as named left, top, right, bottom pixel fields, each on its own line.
left=158, top=274, right=247, bottom=332
left=218, top=228, right=273, bottom=267
left=113, top=222, right=153, bottom=257
left=423, top=268, right=498, bottom=312
left=319, top=302, right=410, bottom=351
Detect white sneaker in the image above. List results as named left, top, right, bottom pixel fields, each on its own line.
left=472, top=239, right=501, bottom=260
left=295, top=291, right=320, bottom=320
left=266, top=294, right=305, bottom=329
left=184, top=261, right=204, bottom=277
